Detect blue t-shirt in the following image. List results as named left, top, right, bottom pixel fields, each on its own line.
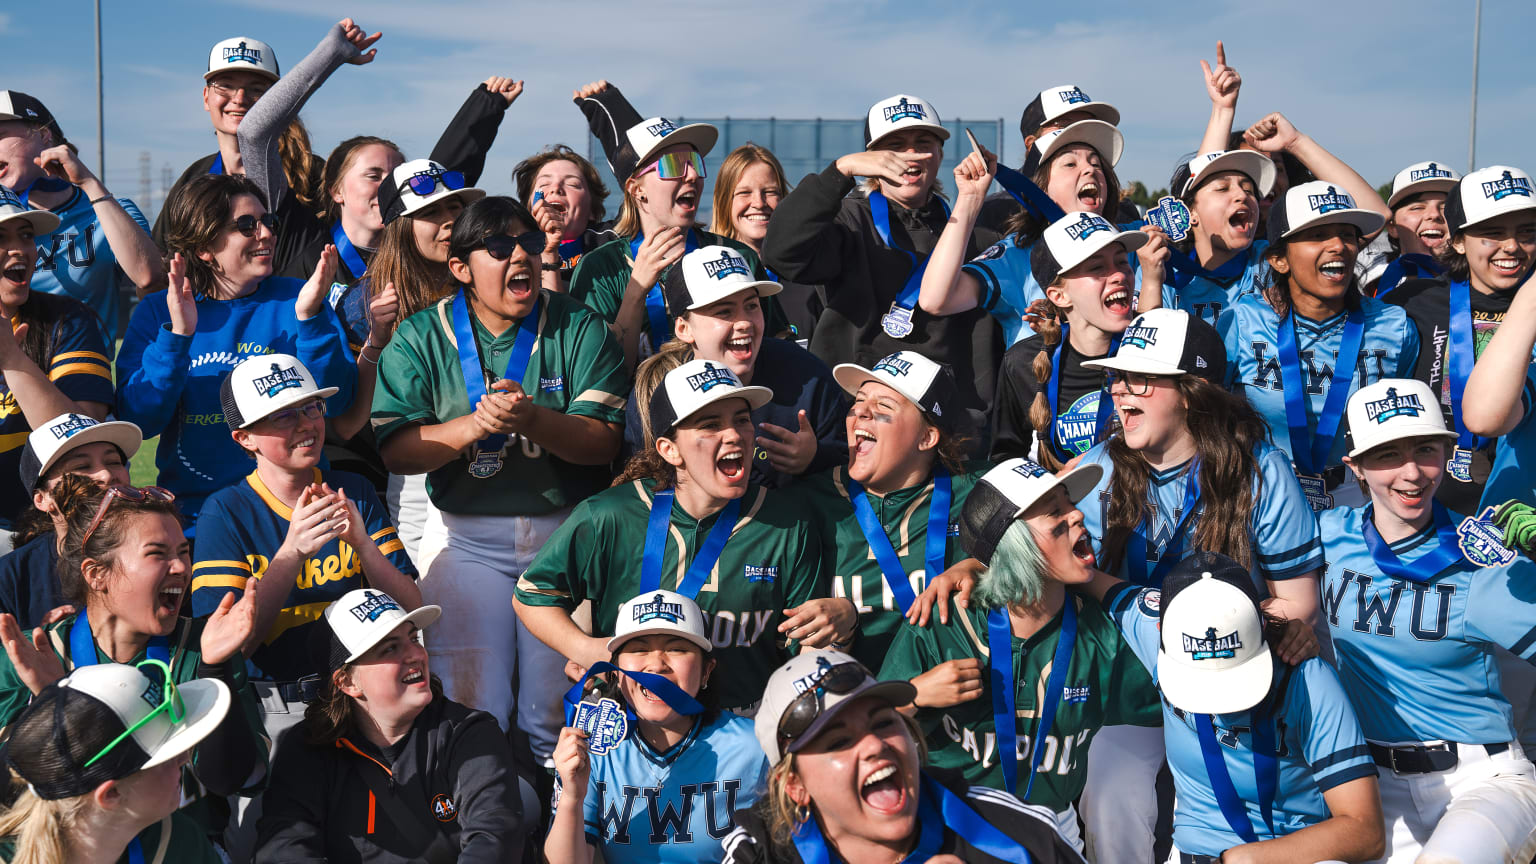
left=191, top=468, right=414, bottom=682
left=0, top=534, right=63, bottom=631
left=1481, top=365, right=1536, bottom=510
left=1165, top=241, right=1268, bottom=325
left=1220, top=292, right=1419, bottom=472
left=114, top=277, right=356, bottom=531
left=1105, top=582, right=1375, bottom=858
left=574, top=710, right=768, bottom=864
left=1320, top=505, right=1536, bottom=744
left=31, top=188, right=150, bottom=343
left=1077, top=440, right=1323, bottom=588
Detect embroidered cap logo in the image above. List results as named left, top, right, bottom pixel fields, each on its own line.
left=633, top=593, right=685, bottom=624
left=1364, top=387, right=1426, bottom=423
left=872, top=354, right=914, bottom=377
left=1121, top=319, right=1159, bottom=349
left=349, top=591, right=400, bottom=623
left=883, top=97, right=927, bottom=123
left=1058, top=86, right=1091, bottom=105
left=646, top=119, right=678, bottom=138
left=685, top=362, right=737, bottom=393
left=1064, top=213, right=1113, bottom=241
left=1483, top=170, right=1533, bottom=201
left=1011, top=460, right=1049, bottom=479
left=702, top=250, right=750, bottom=280
left=792, top=655, right=837, bottom=695
left=251, top=362, right=305, bottom=398
left=1307, top=185, right=1352, bottom=215
left=49, top=415, right=95, bottom=440
left=1410, top=162, right=1452, bottom=182
left=222, top=41, right=264, bottom=65
left=1183, top=626, right=1242, bottom=661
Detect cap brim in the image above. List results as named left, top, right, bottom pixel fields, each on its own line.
left=1056, top=462, right=1104, bottom=506
left=343, top=605, right=443, bottom=663
left=0, top=208, right=61, bottom=235
left=686, top=280, right=783, bottom=310
left=1279, top=207, right=1385, bottom=241
left=203, top=67, right=280, bottom=82
left=401, top=186, right=485, bottom=220
left=785, top=679, right=918, bottom=753
left=1186, top=151, right=1276, bottom=199
left=868, top=122, right=951, bottom=150
left=1388, top=178, right=1458, bottom=210
left=606, top=627, right=713, bottom=655
left=1346, top=426, right=1459, bottom=460
left=35, top=421, right=143, bottom=479
left=668, top=385, right=774, bottom=430
left=140, top=679, right=231, bottom=769
left=1078, top=102, right=1121, bottom=127
left=1039, top=120, right=1124, bottom=168
left=638, top=123, right=719, bottom=164
left=235, top=386, right=341, bottom=429
left=1080, top=354, right=1190, bottom=377
left=1158, top=643, right=1273, bottom=715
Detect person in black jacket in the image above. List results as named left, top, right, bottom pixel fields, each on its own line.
left=761, top=94, right=1002, bottom=422
left=255, top=588, right=528, bottom=864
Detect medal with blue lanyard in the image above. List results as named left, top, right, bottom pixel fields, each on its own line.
left=1376, top=253, right=1443, bottom=299
left=330, top=222, right=369, bottom=282
left=986, top=597, right=1077, bottom=798
left=869, top=191, right=951, bottom=339
left=1194, top=705, right=1279, bottom=845
left=451, top=291, right=540, bottom=478
left=1276, top=307, right=1365, bottom=511
left=966, top=126, right=1066, bottom=226
left=843, top=469, right=951, bottom=614
left=71, top=610, right=169, bottom=864
left=562, top=661, right=704, bottom=755
left=1363, top=501, right=1470, bottom=582
left=16, top=175, right=71, bottom=206
left=640, top=489, right=742, bottom=598
left=792, top=773, right=1036, bottom=864
left=1125, top=463, right=1202, bottom=587
left=1045, top=324, right=1119, bottom=463
left=628, top=230, right=699, bottom=352
left=209, top=152, right=225, bottom=175
left=1164, top=246, right=1256, bottom=311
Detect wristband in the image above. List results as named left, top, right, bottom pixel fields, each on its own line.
left=89, top=193, right=114, bottom=206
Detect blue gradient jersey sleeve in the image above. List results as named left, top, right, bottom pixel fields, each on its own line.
left=1480, top=366, right=1536, bottom=509
left=1250, top=442, right=1324, bottom=581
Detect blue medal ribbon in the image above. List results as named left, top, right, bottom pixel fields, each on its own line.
left=1195, top=710, right=1278, bottom=845
left=16, top=176, right=71, bottom=207
left=843, top=469, right=951, bottom=615
left=993, top=163, right=1066, bottom=223
left=1276, top=307, right=1365, bottom=475
left=1447, top=280, right=1488, bottom=452
left=1044, top=324, right=1119, bottom=463
left=209, top=152, right=225, bottom=175
left=562, top=661, right=704, bottom=725
left=987, top=598, right=1078, bottom=798
left=330, top=222, right=369, bottom=282
left=450, top=291, right=540, bottom=457
left=1376, top=253, right=1443, bottom=299
left=1125, top=463, right=1201, bottom=587
left=1164, top=246, right=1252, bottom=291
left=1362, top=502, right=1467, bottom=583
left=639, top=489, right=742, bottom=598
left=628, top=230, right=700, bottom=349
left=868, top=191, right=952, bottom=324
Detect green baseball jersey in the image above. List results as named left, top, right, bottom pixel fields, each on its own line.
left=787, top=465, right=986, bottom=669
left=566, top=229, right=791, bottom=351
left=879, top=593, right=1160, bottom=812
left=516, top=479, right=830, bottom=710
left=0, top=614, right=267, bottom=836
left=371, top=289, right=628, bottom=516
left=0, top=812, right=222, bottom=864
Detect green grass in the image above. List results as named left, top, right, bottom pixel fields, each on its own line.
left=130, top=435, right=160, bottom=486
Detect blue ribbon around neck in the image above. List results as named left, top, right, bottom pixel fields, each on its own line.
left=628, top=229, right=700, bottom=349
left=1044, top=324, right=1119, bottom=463
left=1362, top=501, right=1468, bottom=583
left=209, top=152, right=225, bottom=176
left=843, top=468, right=951, bottom=615
left=987, top=598, right=1077, bottom=798
left=562, top=661, right=704, bottom=726
left=639, top=489, right=742, bottom=598
left=1276, top=307, right=1365, bottom=475
left=1164, top=246, right=1252, bottom=291
left=1125, top=463, right=1202, bottom=587
left=1195, top=706, right=1278, bottom=845
left=1375, top=253, right=1443, bottom=299
left=331, top=222, right=369, bottom=281
left=993, top=163, right=1066, bottom=223
left=450, top=290, right=540, bottom=457
left=868, top=191, right=952, bottom=318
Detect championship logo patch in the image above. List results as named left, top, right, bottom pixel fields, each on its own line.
left=251, top=362, right=304, bottom=398
left=572, top=698, right=630, bottom=755
left=633, top=593, right=685, bottom=624
left=1482, top=170, right=1533, bottom=201
left=744, top=564, right=778, bottom=583
left=222, top=41, right=264, bottom=65
left=430, top=794, right=458, bottom=822
left=349, top=591, right=400, bottom=623
left=1064, top=213, right=1112, bottom=241
left=976, top=241, right=1007, bottom=261
left=1011, top=460, right=1049, bottom=479
left=49, top=414, right=95, bottom=440
left=1307, top=186, right=1352, bottom=215
left=1058, top=86, right=1091, bottom=105
left=685, top=362, right=737, bottom=393
left=1137, top=589, right=1161, bottom=618
left=1410, top=163, right=1452, bottom=182
left=1145, top=196, right=1192, bottom=242
left=873, top=355, right=914, bottom=377
left=1121, top=319, right=1158, bottom=349
left=791, top=655, right=836, bottom=695
left=1457, top=506, right=1517, bottom=568
left=1363, top=387, right=1425, bottom=423
left=646, top=119, right=677, bottom=138
left=1183, top=627, right=1241, bottom=661
left=702, top=250, right=750, bottom=280
left=883, top=97, right=927, bottom=123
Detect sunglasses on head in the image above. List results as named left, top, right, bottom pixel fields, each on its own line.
left=402, top=170, right=468, bottom=198
left=84, top=658, right=185, bottom=768
left=259, top=399, right=326, bottom=430
left=637, top=150, right=707, bottom=181
left=475, top=231, right=546, bottom=260
left=231, top=213, right=279, bottom=237
left=775, top=661, right=867, bottom=751
left=81, top=485, right=176, bottom=547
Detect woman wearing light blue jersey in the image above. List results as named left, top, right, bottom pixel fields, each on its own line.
left=1221, top=180, right=1417, bottom=513
left=548, top=589, right=768, bottom=864
left=1321, top=377, right=1536, bottom=863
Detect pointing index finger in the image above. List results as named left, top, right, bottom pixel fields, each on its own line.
left=1215, top=40, right=1226, bottom=68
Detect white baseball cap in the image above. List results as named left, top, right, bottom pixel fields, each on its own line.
left=959, top=458, right=1103, bottom=565
left=607, top=589, right=713, bottom=654
left=863, top=94, right=950, bottom=149
left=1267, top=180, right=1385, bottom=244
left=1388, top=160, right=1460, bottom=210
left=1019, top=84, right=1121, bottom=137
left=1174, top=150, right=1277, bottom=200
left=377, top=158, right=486, bottom=226
left=1344, top=378, right=1458, bottom=460
left=20, top=413, right=142, bottom=495
left=1029, top=210, right=1147, bottom=288
left=833, top=351, right=959, bottom=432
left=648, top=358, right=773, bottom=437
left=61, top=663, right=230, bottom=770
left=625, top=117, right=719, bottom=171
left=0, top=183, right=61, bottom=234
left=219, top=353, right=338, bottom=430
left=1081, top=308, right=1227, bottom=384
left=1031, top=119, right=1124, bottom=169
left=665, top=246, right=782, bottom=313
left=318, top=589, right=442, bottom=668
left=1156, top=552, right=1273, bottom=714
left=204, top=37, right=280, bottom=82
left=1446, top=165, right=1536, bottom=232
left=754, top=650, right=916, bottom=763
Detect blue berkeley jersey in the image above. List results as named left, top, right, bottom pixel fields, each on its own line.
left=1319, top=505, right=1536, bottom=744
left=1166, top=241, right=1268, bottom=326
left=1105, top=583, right=1375, bottom=858
left=575, top=711, right=768, bottom=864
left=1220, top=293, right=1419, bottom=472
left=1077, top=440, right=1323, bottom=588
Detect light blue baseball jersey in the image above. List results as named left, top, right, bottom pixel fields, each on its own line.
left=573, top=711, right=768, bottom=864
left=1164, top=240, right=1269, bottom=326
left=1105, top=582, right=1375, bottom=858
left=1077, top=440, right=1323, bottom=588
left=1219, top=292, right=1420, bottom=471
left=1480, top=365, right=1536, bottom=510
left=31, top=188, right=150, bottom=343
left=1320, top=505, right=1536, bottom=744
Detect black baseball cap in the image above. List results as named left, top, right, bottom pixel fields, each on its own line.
left=0, top=91, right=66, bottom=146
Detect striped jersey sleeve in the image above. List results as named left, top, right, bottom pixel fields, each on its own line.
left=47, top=307, right=114, bottom=406
left=1290, top=659, right=1375, bottom=792
left=1250, top=442, right=1324, bottom=580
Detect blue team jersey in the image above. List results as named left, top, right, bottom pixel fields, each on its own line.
left=1105, top=582, right=1375, bottom=857
left=1481, top=365, right=1536, bottom=510
left=1165, top=241, right=1268, bottom=325
left=1077, top=440, right=1323, bottom=588
left=1220, top=292, right=1419, bottom=471
left=31, top=188, right=150, bottom=342
left=1320, top=506, right=1536, bottom=744
left=190, top=468, right=415, bottom=682
left=575, top=711, right=768, bottom=864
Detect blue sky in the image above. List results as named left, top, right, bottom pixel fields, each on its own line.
left=6, top=0, right=1531, bottom=220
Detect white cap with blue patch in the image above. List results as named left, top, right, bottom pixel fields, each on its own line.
left=648, top=358, right=773, bottom=437
left=1269, top=180, right=1385, bottom=243
left=1345, top=378, right=1458, bottom=460
left=1388, top=160, right=1460, bottom=209
left=864, top=94, right=950, bottom=149
left=321, top=589, right=442, bottom=665
left=669, top=245, right=781, bottom=312
left=220, top=353, right=338, bottom=430
left=607, top=589, right=713, bottom=654
left=204, top=36, right=279, bottom=82
left=1447, top=165, right=1536, bottom=232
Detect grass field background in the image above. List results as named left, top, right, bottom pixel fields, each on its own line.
left=130, top=435, right=159, bottom=486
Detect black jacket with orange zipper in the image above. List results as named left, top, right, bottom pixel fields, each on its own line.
left=253, top=696, right=527, bottom=863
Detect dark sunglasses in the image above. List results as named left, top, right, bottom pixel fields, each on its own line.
left=775, top=661, right=868, bottom=750
left=475, top=231, right=547, bottom=260
left=81, top=485, right=176, bottom=547
left=231, top=213, right=279, bottom=237
left=403, top=170, right=468, bottom=198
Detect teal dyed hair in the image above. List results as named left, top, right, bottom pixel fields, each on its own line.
left=972, top=520, right=1048, bottom=612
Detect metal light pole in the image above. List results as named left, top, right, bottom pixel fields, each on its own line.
left=1469, top=0, right=1481, bottom=173
left=94, top=0, right=104, bottom=175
